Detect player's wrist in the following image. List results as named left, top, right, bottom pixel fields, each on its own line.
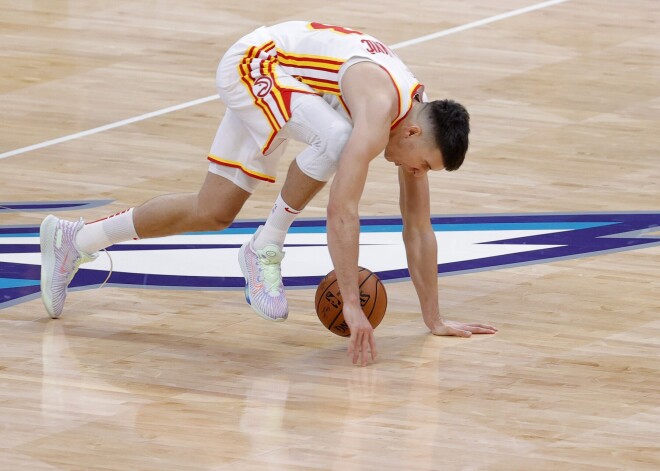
left=423, top=312, right=443, bottom=330
left=343, top=303, right=366, bottom=323
left=421, top=303, right=441, bottom=320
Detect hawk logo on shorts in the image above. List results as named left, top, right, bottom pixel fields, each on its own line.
left=253, top=76, right=274, bottom=98
left=1, top=200, right=660, bottom=309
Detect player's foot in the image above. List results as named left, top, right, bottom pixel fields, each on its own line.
left=40, top=215, right=97, bottom=318
left=238, top=227, right=288, bottom=321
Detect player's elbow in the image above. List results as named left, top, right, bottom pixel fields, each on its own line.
left=402, top=221, right=434, bottom=243
left=327, top=200, right=358, bottom=227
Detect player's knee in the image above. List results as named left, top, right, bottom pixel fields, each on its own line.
left=208, top=213, right=234, bottom=231
left=298, top=119, right=352, bottom=181
left=196, top=203, right=235, bottom=231
left=325, top=119, right=352, bottom=158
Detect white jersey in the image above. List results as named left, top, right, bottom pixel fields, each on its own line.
left=208, top=21, right=426, bottom=190
left=265, top=21, right=425, bottom=127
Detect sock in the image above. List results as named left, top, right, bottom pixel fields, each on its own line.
left=75, top=208, right=139, bottom=254
left=253, top=193, right=301, bottom=250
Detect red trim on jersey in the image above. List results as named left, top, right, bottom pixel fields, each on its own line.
left=281, top=89, right=293, bottom=117
left=261, top=131, right=278, bottom=156
left=238, top=41, right=290, bottom=154
left=391, top=83, right=423, bottom=129
left=297, top=82, right=340, bottom=94
left=265, top=60, right=290, bottom=122
left=338, top=96, right=351, bottom=117
left=276, top=50, right=344, bottom=67
left=239, top=43, right=281, bottom=134
left=295, top=75, right=339, bottom=86
left=391, top=82, right=424, bottom=129
left=308, top=22, right=364, bottom=35
left=281, top=63, right=343, bottom=75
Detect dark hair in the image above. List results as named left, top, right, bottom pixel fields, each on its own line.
left=426, top=99, right=470, bottom=171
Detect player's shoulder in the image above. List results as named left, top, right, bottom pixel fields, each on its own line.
left=343, top=62, right=398, bottom=99
left=342, top=62, right=399, bottom=123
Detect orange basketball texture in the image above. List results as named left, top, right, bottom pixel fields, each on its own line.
left=314, top=267, right=388, bottom=337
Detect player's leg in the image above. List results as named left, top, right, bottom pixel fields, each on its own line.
left=40, top=172, right=251, bottom=319
left=40, top=29, right=276, bottom=320
left=252, top=93, right=352, bottom=250
left=239, top=94, right=352, bottom=321
left=40, top=105, right=258, bottom=319
left=132, top=172, right=251, bottom=238
left=212, top=37, right=352, bottom=320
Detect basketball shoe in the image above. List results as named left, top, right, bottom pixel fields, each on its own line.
left=238, top=227, right=288, bottom=321
left=40, top=215, right=97, bottom=318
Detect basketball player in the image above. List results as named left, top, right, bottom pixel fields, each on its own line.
left=40, top=21, right=497, bottom=367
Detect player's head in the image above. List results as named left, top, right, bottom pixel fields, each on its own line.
left=384, top=99, right=470, bottom=177
left=425, top=99, right=470, bottom=171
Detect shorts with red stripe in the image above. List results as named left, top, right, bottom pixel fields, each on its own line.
left=208, top=26, right=317, bottom=193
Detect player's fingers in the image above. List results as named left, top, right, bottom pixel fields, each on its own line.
left=465, top=324, right=497, bottom=333
left=452, top=327, right=472, bottom=338
left=369, top=335, right=378, bottom=361
left=361, top=334, right=369, bottom=367
left=467, top=323, right=498, bottom=331
left=347, top=336, right=357, bottom=363
left=352, top=333, right=362, bottom=364
left=468, top=326, right=497, bottom=334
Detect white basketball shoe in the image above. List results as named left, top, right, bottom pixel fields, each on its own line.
left=238, top=227, right=288, bottom=321
left=40, top=215, right=97, bottom=318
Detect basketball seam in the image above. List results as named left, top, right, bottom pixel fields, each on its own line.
left=367, top=276, right=386, bottom=328
left=366, top=279, right=377, bottom=320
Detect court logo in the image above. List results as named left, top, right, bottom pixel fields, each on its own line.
left=1, top=200, right=659, bottom=309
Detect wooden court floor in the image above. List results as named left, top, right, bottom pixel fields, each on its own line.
left=1, top=0, right=659, bottom=469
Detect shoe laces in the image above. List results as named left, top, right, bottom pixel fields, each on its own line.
left=69, top=219, right=98, bottom=278
left=66, top=250, right=97, bottom=284
left=255, top=247, right=284, bottom=295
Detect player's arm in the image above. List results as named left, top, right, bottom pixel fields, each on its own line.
left=327, top=62, right=396, bottom=366
left=398, top=168, right=442, bottom=330
left=398, top=168, right=498, bottom=336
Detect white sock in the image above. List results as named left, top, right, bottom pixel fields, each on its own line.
left=75, top=208, right=139, bottom=254
left=253, top=193, right=301, bottom=249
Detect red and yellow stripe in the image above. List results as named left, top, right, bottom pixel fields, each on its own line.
left=263, top=57, right=292, bottom=122
left=207, top=154, right=276, bottom=183
left=238, top=42, right=278, bottom=127
left=307, top=22, right=364, bottom=36
left=293, top=75, right=341, bottom=95
left=238, top=41, right=293, bottom=154
left=391, top=82, right=423, bottom=129
left=276, top=49, right=344, bottom=74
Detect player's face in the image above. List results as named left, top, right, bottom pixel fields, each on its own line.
left=384, top=131, right=445, bottom=177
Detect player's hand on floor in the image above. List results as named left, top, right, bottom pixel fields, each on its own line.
left=345, top=305, right=377, bottom=366
left=430, top=319, right=498, bottom=337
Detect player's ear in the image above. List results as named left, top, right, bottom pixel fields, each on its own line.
left=407, top=125, right=422, bottom=138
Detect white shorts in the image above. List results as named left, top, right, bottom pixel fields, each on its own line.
left=207, top=26, right=353, bottom=193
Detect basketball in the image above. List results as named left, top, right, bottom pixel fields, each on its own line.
left=314, top=267, right=387, bottom=337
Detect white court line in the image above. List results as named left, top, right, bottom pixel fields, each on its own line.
left=0, top=0, right=570, bottom=161
left=390, top=0, right=569, bottom=49
left=0, top=95, right=220, bottom=160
